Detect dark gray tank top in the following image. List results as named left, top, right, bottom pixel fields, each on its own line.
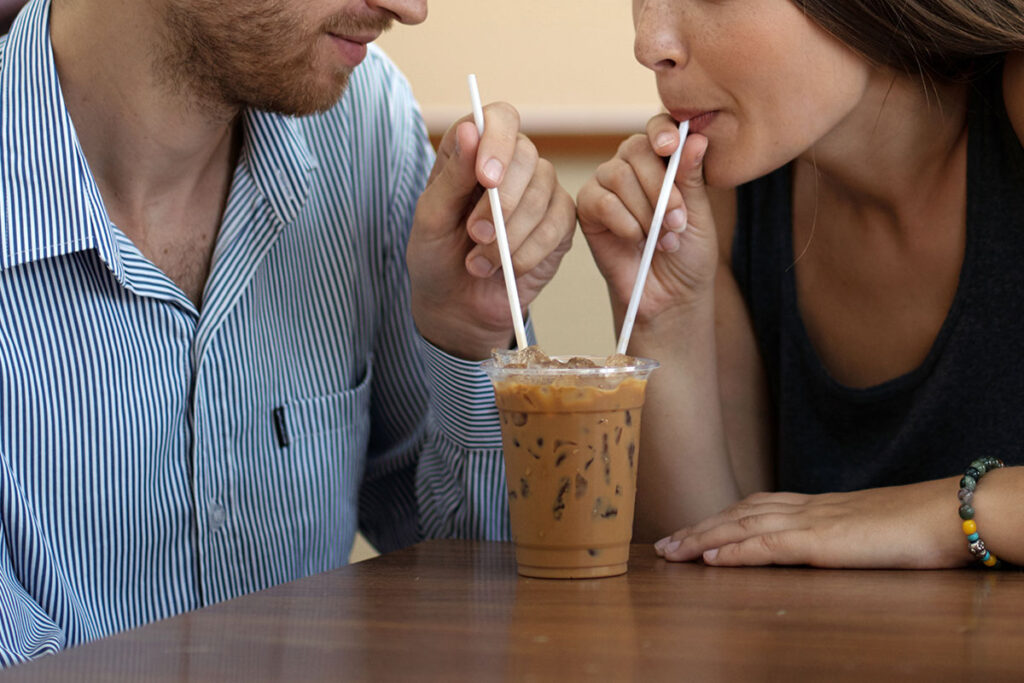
left=732, top=65, right=1024, bottom=493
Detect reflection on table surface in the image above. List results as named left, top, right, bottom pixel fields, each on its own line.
left=6, top=539, right=1024, bottom=681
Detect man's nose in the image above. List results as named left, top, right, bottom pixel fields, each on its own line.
left=369, top=0, right=427, bottom=26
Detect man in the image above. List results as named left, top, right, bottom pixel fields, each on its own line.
left=0, top=0, right=575, bottom=666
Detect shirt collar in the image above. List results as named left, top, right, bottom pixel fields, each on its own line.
left=0, top=0, right=317, bottom=274
left=242, top=108, right=317, bottom=228
left=0, top=0, right=122, bottom=276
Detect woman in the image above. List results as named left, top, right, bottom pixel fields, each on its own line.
left=576, top=0, right=1024, bottom=568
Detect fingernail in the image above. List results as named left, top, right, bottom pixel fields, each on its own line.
left=665, top=208, right=685, bottom=232
left=654, top=536, right=672, bottom=552
left=695, top=142, right=707, bottom=166
left=665, top=539, right=681, bottom=554
left=483, top=158, right=503, bottom=184
left=658, top=232, right=680, bottom=253
left=471, top=220, right=495, bottom=242
left=468, top=256, right=493, bottom=277
left=655, top=133, right=675, bottom=151
left=703, top=548, right=719, bottom=562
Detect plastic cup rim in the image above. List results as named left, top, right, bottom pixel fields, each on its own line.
left=480, top=352, right=660, bottom=377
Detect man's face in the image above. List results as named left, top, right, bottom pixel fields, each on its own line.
left=159, top=0, right=409, bottom=116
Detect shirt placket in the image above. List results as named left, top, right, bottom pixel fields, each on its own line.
left=191, top=343, right=234, bottom=605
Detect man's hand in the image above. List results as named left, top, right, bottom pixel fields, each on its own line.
left=407, top=103, right=575, bottom=360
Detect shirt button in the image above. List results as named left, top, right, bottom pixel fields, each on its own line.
left=209, top=503, right=227, bottom=530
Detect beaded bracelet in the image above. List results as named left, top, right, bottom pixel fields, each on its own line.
left=958, top=457, right=1004, bottom=568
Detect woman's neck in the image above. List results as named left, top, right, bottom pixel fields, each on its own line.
left=797, top=69, right=969, bottom=231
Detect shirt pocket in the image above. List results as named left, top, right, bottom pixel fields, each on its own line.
left=273, top=360, right=373, bottom=570
left=278, top=359, right=373, bottom=446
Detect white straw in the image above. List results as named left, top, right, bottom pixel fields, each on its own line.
left=616, top=119, right=690, bottom=355
left=467, top=74, right=528, bottom=351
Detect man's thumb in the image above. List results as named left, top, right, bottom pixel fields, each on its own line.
left=425, top=120, right=482, bottom=207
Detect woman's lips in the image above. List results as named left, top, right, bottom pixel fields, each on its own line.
left=329, top=34, right=370, bottom=67
left=670, top=110, right=717, bottom=135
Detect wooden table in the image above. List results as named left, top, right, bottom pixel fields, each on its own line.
left=5, top=540, right=1024, bottom=681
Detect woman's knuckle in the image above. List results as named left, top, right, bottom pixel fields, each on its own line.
left=604, top=161, right=636, bottom=192
left=595, top=190, right=622, bottom=218
left=617, top=134, right=648, bottom=157
left=737, top=515, right=759, bottom=533
left=727, top=501, right=754, bottom=518
left=758, top=533, right=781, bottom=555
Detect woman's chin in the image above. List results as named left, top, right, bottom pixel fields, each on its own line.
left=704, top=153, right=788, bottom=189
left=703, top=159, right=747, bottom=190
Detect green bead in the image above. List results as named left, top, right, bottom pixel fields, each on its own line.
left=970, top=459, right=988, bottom=475
left=959, top=503, right=975, bottom=520
left=960, top=474, right=977, bottom=490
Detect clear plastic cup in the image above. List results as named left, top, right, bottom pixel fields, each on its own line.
left=482, top=351, right=658, bottom=579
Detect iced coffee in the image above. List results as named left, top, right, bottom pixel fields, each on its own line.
left=482, top=348, right=658, bottom=579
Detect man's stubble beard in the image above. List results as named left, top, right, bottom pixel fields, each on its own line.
left=156, top=2, right=391, bottom=120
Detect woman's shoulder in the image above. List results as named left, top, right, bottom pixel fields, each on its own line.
left=1001, top=53, right=1024, bottom=145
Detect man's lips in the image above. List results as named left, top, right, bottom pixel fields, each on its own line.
left=668, top=109, right=717, bottom=134
left=328, top=33, right=378, bottom=67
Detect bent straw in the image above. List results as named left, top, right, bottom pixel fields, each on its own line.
left=616, top=119, right=690, bottom=355
left=467, top=74, right=528, bottom=351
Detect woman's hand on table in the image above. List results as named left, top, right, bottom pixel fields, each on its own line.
left=653, top=477, right=974, bottom=569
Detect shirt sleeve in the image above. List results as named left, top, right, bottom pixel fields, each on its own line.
left=413, top=327, right=538, bottom=542
left=0, top=549, right=64, bottom=668
left=0, top=462, right=65, bottom=668
left=355, top=56, right=517, bottom=551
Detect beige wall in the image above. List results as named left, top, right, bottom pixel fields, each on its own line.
left=376, top=0, right=661, bottom=357
left=376, top=1, right=660, bottom=136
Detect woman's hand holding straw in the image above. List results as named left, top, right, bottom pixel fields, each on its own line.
left=615, top=120, right=690, bottom=355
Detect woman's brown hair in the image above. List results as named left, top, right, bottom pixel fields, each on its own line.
left=794, top=0, right=1024, bottom=80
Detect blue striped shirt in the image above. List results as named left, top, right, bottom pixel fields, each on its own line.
left=0, top=0, right=513, bottom=667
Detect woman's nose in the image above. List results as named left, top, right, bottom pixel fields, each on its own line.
left=633, top=0, right=687, bottom=72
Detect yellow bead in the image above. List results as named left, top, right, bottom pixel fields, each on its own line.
left=962, top=519, right=977, bottom=535
left=984, top=555, right=999, bottom=567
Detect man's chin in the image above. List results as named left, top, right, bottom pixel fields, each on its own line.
left=267, top=72, right=351, bottom=116
left=249, top=87, right=346, bottom=118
